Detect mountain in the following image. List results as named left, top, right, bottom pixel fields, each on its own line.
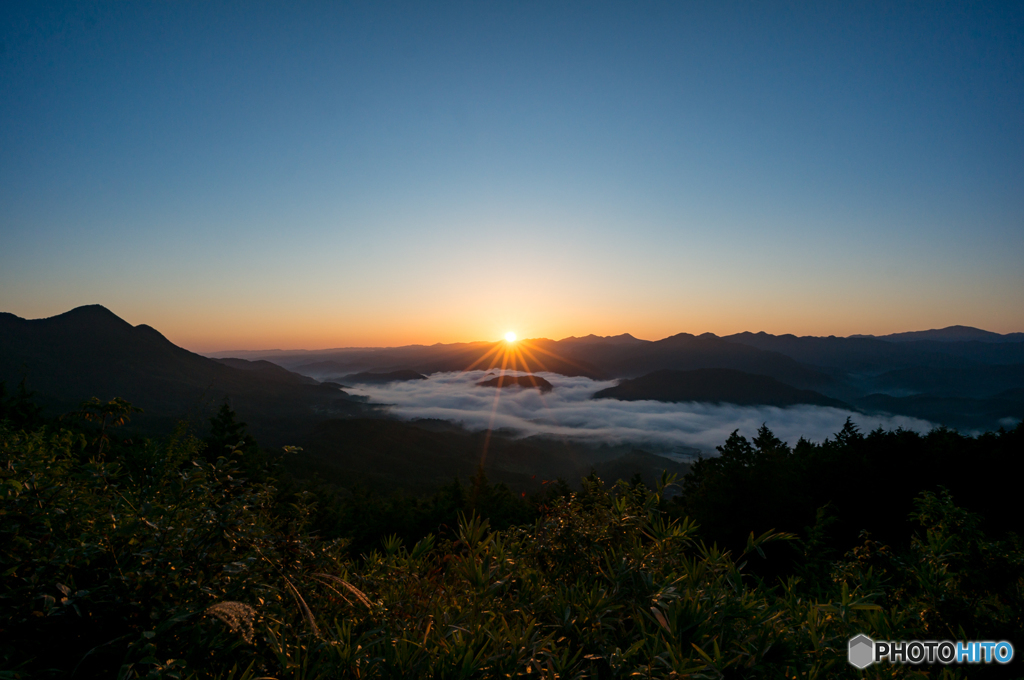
left=856, top=326, right=1024, bottom=344
left=342, top=370, right=427, bottom=384
left=557, top=333, right=646, bottom=345
left=227, top=328, right=1023, bottom=429
left=723, top=331, right=1024, bottom=403
left=549, top=333, right=839, bottom=391
left=0, top=305, right=367, bottom=443
left=214, top=357, right=319, bottom=384
left=725, top=330, right=1024, bottom=370
left=0, top=306, right=693, bottom=492
left=855, top=390, right=1024, bottom=431
left=871, top=364, right=1024, bottom=399
left=4, top=304, right=1019, bottom=448
left=477, top=374, right=554, bottom=393
left=896, top=340, right=1024, bottom=365
left=723, top=332, right=950, bottom=372
left=593, top=369, right=849, bottom=408
left=259, top=333, right=841, bottom=396
left=282, top=342, right=606, bottom=381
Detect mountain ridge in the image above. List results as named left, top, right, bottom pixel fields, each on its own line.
left=206, top=325, right=1024, bottom=359
left=4, top=306, right=1021, bottom=432
left=593, top=369, right=850, bottom=409
left=852, top=325, right=1024, bottom=344
left=0, top=305, right=368, bottom=444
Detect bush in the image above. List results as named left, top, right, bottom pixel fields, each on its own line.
left=2, top=413, right=1020, bottom=678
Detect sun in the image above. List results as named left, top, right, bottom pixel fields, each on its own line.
left=504, top=331, right=517, bottom=342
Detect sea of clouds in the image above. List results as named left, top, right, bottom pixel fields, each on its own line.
left=345, top=371, right=936, bottom=458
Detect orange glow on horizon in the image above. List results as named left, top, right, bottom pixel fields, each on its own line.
left=154, top=296, right=1024, bottom=353
left=12, top=299, right=1020, bottom=354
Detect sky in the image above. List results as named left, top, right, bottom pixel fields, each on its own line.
left=2, top=1, right=1022, bottom=352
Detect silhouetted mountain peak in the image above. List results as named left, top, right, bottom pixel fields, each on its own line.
left=659, top=332, right=699, bottom=344
left=132, top=323, right=176, bottom=344
left=851, top=326, right=1024, bottom=343
left=0, top=305, right=369, bottom=443
left=477, top=374, right=553, bottom=392
left=44, top=304, right=133, bottom=329
left=58, top=304, right=118, bottom=316
left=559, top=333, right=644, bottom=345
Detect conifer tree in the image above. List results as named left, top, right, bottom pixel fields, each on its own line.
left=205, top=401, right=258, bottom=461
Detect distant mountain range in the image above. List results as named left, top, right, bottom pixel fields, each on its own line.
left=593, top=369, right=849, bottom=409
left=0, top=306, right=692, bottom=491
left=216, top=325, right=1024, bottom=431
left=851, top=325, right=1024, bottom=343
left=286, top=342, right=605, bottom=381
left=3, top=307, right=1022, bottom=438
left=226, top=332, right=839, bottom=392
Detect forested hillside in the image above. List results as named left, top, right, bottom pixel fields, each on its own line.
left=2, top=388, right=1021, bottom=679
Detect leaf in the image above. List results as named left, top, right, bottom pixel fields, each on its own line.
left=691, top=643, right=714, bottom=664
left=650, top=607, right=671, bottom=632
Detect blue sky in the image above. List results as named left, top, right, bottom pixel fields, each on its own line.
left=2, top=2, right=1022, bottom=350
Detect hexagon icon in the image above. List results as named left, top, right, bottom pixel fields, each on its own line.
left=848, top=634, right=874, bottom=669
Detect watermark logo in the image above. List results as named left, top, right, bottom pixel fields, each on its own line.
left=848, top=635, right=1014, bottom=667
left=848, top=634, right=874, bottom=669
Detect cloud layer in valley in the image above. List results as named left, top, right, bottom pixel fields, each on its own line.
left=346, top=371, right=936, bottom=457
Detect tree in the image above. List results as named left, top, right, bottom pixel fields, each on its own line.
left=0, top=379, right=44, bottom=430
left=205, top=402, right=255, bottom=456
left=72, top=396, right=142, bottom=456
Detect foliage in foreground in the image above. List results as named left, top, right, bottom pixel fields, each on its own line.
left=1, top=409, right=1022, bottom=678
left=680, top=420, right=1024, bottom=558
